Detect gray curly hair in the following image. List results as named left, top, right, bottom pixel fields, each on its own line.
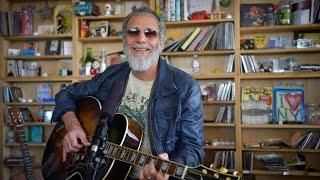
left=122, top=6, right=166, bottom=41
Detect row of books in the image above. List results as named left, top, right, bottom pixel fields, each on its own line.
left=7, top=60, right=40, bottom=77
left=215, top=105, right=234, bottom=124
left=164, top=22, right=234, bottom=52
left=3, top=86, right=23, bottom=103
left=292, top=131, right=320, bottom=150
left=241, top=55, right=259, bottom=73
left=161, top=0, right=189, bottom=21
left=0, top=10, right=33, bottom=36
left=211, top=150, right=236, bottom=170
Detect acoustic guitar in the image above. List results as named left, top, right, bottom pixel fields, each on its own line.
left=9, top=108, right=44, bottom=180
left=42, top=96, right=240, bottom=180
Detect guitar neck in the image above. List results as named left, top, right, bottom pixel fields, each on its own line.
left=106, top=142, right=187, bottom=179
left=16, top=124, right=36, bottom=180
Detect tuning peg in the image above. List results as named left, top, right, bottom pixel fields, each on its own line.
left=233, top=171, right=238, bottom=176
left=218, top=167, right=228, bottom=174
left=209, top=163, right=214, bottom=169
left=202, top=169, right=208, bottom=175
left=213, top=173, right=219, bottom=179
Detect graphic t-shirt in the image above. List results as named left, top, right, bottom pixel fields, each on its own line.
left=117, top=71, right=154, bottom=179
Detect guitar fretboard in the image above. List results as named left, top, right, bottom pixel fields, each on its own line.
left=105, top=142, right=187, bottom=179
left=17, top=124, right=35, bottom=180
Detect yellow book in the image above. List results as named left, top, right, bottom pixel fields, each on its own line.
left=180, top=27, right=202, bottom=51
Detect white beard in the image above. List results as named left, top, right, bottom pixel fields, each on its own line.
left=124, top=42, right=162, bottom=72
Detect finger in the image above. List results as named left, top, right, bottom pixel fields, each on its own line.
left=158, top=153, right=169, bottom=161
left=63, top=144, right=66, bottom=162
left=70, top=136, right=83, bottom=149
left=139, top=169, right=146, bottom=180
left=148, top=162, right=157, bottom=178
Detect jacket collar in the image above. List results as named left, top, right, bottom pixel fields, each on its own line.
left=153, top=57, right=177, bottom=98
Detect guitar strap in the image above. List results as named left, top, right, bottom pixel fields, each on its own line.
left=101, top=80, right=122, bottom=121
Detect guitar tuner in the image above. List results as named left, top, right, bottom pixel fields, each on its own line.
left=219, top=167, right=228, bottom=174
left=213, top=172, right=219, bottom=179
left=201, top=169, right=207, bottom=174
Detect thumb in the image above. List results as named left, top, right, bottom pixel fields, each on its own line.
left=158, top=153, right=169, bottom=161
left=79, top=133, right=91, bottom=146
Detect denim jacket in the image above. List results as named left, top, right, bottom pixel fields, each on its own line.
left=52, top=58, right=205, bottom=167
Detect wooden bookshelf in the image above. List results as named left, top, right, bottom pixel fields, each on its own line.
left=241, top=124, right=320, bottom=129
left=3, top=76, right=73, bottom=82
left=204, top=123, right=235, bottom=127
left=240, top=48, right=320, bottom=55
left=242, top=148, right=320, bottom=153
left=243, top=170, right=320, bottom=177
left=192, top=72, right=235, bottom=79
left=204, top=145, right=236, bottom=150
left=240, top=23, right=320, bottom=34
left=77, top=15, right=126, bottom=21
left=165, top=18, right=235, bottom=27
left=161, top=50, right=234, bottom=56
left=78, top=36, right=122, bottom=43
left=239, top=72, right=320, bottom=79
left=3, top=34, right=72, bottom=41
left=4, top=55, right=72, bottom=60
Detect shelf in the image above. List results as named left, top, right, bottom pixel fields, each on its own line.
left=204, top=123, right=235, bottom=127
left=204, top=145, right=236, bottom=150
left=4, top=102, right=55, bottom=106
left=243, top=170, right=320, bottom=176
left=239, top=72, right=320, bottom=79
left=161, top=50, right=234, bottom=56
left=5, top=122, right=56, bottom=126
left=240, top=23, right=320, bottom=34
left=192, top=72, right=235, bottom=79
left=5, top=143, right=46, bottom=147
left=3, top=76, right=73, bottom=82
left=240, top=48, right=320, bottom=55
left=241, top=124, right=320, bottom=129
left=242, top=148, right=320, bottom=153
left=78, top=36, right=122, bottom=43
left=4, top=55, right=72, bottom=60
left=3, top=34, right=72, bottom=41
left=203, top=100, right=235, bottom=105
left=73, top=75, right=94, bottom=81
left=165, top=18, right=234, bottom=27
left=77, top=15, right=126, bottom=21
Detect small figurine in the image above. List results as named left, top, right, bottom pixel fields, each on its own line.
left=56, top=13, right=64, bottom=34
left=104, top=3, right=113, bottom=16
left=80, top=20, right=89, bottom=38
left=6, top=129, right=15, bottom=144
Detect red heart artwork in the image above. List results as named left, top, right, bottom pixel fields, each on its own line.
left=284, top=93, right=302, bottom=111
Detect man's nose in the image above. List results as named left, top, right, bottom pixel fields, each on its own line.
left=136, top=31, right=147, bottom=43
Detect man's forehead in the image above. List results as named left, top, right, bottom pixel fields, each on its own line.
left=127, top=14, right=158, bottom=26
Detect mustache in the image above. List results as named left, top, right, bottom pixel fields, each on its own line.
left=127, top=43, right=152, bottom=50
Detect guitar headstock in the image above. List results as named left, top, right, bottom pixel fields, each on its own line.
left=185, top=165, right=240, bottom=180
left=8, top=108, right=23, bottom=125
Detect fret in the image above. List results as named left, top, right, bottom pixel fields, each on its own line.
left=160, top=160, right=170, bottom=174
left=167, top=163, right=177, bottom=176
left=109, top=144, right=117, bottom=158
left=124, top=148, right=133, bottom=163
left=129, top=151, right=137, bottom=163
left=114, top=145, right=122, bottom=159
left=155, top=158, right=162, bottom=170
left=134, top=152, right=142, bottom=165
left=174, top=165, right=186, bottom=178
left=144, top=155, right=152, bottom=165
left=119, top=147, right=127, bottom=160
left=138, top=154, right=146, bottom=166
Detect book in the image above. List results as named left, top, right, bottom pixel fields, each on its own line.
left=240, top=3, right=273, bottom=27
left=27, top=125, right=43, bottom=144
left=180, top=27, right=201, bottom=50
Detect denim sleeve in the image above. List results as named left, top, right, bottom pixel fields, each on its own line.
left=51, top=73, right=105, bottom=122
left=170, top=82, right=205, bottom=167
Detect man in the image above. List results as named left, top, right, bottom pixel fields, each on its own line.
left=51, top=7, right=204, bottom=180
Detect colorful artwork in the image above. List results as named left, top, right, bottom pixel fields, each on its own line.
left=54, top=5, right=73, bottom=34
left=273, top=82, right=306, bottom=124
left=240, top=4, right=272, bottom=27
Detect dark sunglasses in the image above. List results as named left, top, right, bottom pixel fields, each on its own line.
left=126, top=27, right=158, bottom=38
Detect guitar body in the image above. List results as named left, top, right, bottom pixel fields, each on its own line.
left=42, top=97, right=143, bottom=180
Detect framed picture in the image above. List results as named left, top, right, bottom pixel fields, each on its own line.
left=45, top=40, right=61, bottom=55
left=273, top=88, right=306, bottom=124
